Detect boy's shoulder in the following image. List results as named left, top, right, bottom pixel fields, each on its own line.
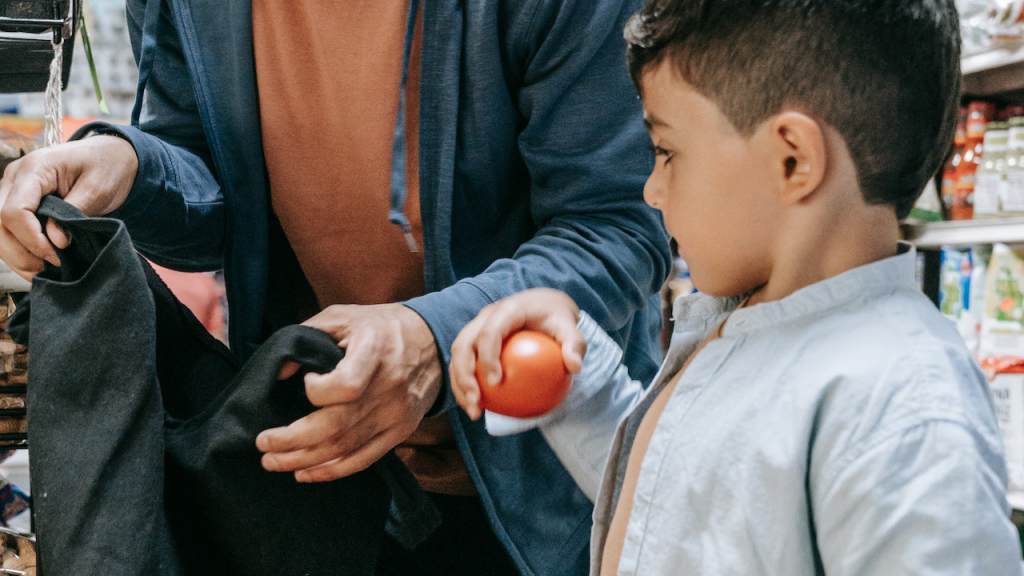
left=794, top=286, right=990, bottom=418
left=786, top=287, right=1002, bottom=485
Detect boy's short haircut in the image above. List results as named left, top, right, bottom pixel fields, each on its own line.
left=625, top=0, right=961, bottom=219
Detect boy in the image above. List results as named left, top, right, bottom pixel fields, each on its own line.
left=448, top=0, right=1024, bottom=574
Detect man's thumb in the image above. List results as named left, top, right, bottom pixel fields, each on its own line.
left=44, top=217, right=70, bottom=250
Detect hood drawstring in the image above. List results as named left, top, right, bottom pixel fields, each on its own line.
left=130, top=0, right=164, bottom=127
left=389, top=0, right=421, bottom=253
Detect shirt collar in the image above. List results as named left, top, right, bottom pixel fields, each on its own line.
left=672, top=242, right=919, bottom=337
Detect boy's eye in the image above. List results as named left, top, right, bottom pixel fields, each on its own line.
left=649, top=144, right=675, bottom=162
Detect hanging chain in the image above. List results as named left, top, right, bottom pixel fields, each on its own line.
left=43, top=40, right=64, bottom=148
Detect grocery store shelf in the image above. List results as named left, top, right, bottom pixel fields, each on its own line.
left=903, top=217, right=1024, bottom=248
left=1009, top=490, right=1024, bottom=512
left=963, top=41, right=1024, bottom=75
left=963, top=41, right=1024, bottom=95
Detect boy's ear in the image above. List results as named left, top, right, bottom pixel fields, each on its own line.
left=767, top=112, right=826, bottom=205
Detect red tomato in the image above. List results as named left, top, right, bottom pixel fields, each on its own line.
left=475, top=330, right=572, bottom=418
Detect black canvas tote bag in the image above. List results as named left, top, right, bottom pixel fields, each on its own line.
left=8, top=195, right=437, bottom=575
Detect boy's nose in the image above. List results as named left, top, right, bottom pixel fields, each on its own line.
left=643, top=170, right=664, bottom=209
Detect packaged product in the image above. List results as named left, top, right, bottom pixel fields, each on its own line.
left=974, top=121, right=1009, bottom=217
left=0, top=128, right=37, bottom=175
left=0, top=528, right=35, bottom=576
left=980, top=243, right=1024, bottom=357
left=982, top=357, right=1024, bottom=492
left=1002, top=105, right=1024, bottom=120
left=939, top=247, right=972, bottom=321
left=990, top=0, right=1024, bottom=39
left=967, top=101, right=996, bottom=140
left=962, top=245, right=992, bottom=355
left=941, top=107, right=968, bottom=216
left=909, top=179, right=943, bottom=222
left=955, top=101, right=995, bottom=219
left=960, top=0, right=994, bottom=54
left=1005, top=117, right=1024, bottom=214
left=668, top=255, right=697, bottom=302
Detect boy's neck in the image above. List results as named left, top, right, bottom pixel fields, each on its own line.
left=748, top=186, right=901, bottom=307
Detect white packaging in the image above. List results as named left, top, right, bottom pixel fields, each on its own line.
left=989, top=371, right=1024, bottom=491
left=974, top=171, right=1003, bottom=216
left=979, top=244, right=1024, bottom=358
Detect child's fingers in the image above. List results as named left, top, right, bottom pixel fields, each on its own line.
left=535, top=310, right=587, bottom=372
left=450, top=313, right=489, bottom=420
left=448, top=340, right=476, bottom=405
left=475, top=304, right=528, bottom=387
left=448, top=364, right=480, bottom=420
left=557, top=328, right=587, bottom=373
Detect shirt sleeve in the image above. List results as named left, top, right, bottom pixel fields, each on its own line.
left=484, top=311, right=645, bottom=501
left=813, top=419, right=1023, bottom=576
left=403, top=0, right=670, bottom=414
left=72, top=0, right=226, bottom=272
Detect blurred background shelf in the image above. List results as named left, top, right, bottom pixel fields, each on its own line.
left=1010, top=490, right=1024, bottom=512
left=963, top=40, right=1024, bottom=96
left=903, top=217, right=1024, bottom=249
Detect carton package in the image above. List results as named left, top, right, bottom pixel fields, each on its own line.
left=983, top=357, right=1024, bottom=491
left=940, top=247, right=972, bottom=321
left=980, top=244, right=1024, bottom=358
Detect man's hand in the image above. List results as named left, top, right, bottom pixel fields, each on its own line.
left=0, top=135, right=138, bottom=279
left=256, top=303, right=442, bottom=482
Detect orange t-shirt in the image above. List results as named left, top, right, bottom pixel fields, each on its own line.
left=252, top=0, right=474, bottom=496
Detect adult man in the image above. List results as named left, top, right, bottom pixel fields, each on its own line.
left=0, top=1, right=669, bottom=574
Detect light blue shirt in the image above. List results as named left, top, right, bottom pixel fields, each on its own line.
left=489, top=244, right=1022, bottom=575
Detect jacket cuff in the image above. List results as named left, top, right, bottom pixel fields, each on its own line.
left=403, top=281, right=496, bottom=417
left=72, top=121, right=171, bottom=228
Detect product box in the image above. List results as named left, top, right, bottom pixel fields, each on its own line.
left=983, top=357, right=1024, bottom=491
left=980, top=244, right=1024, bottom=357
left=939, top=247, right=972, bottom=321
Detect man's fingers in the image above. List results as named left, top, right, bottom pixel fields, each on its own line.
left=1, top=160, right=60, bottom=267
left=303, top=330, right=384, bottom=407
left=304, top=354, right=375, bottom=407
left=0, top=225, right=45, bottom=279
left=44, top=218, right=70, bottom=250
left=256, top=405, right=359, bottom=454
left=256, top=425, right=304, bottom=455
left=0, top=201, right=57, bottom=267
left=277, top=360, right=300, bottom=380
left=261, top=432, right=365, bottom=473
left=294, top=430, right=394, bottom=482
left=301, top=305, right=353, bottom=342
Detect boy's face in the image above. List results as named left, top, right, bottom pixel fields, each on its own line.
left=640, top=63, right=778, bottom=297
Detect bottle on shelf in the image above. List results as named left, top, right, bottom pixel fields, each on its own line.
left=1001, top=105, right=1024, bottom=121
left=975, top=121, right=1009, bottom=218
left=942, top=106, right=968, bottom=216
left=955, top=101, right=996, bottom=220
left=962, top=244, right=991, bottom=356
left=1005, top=116, right=1024, bottom=216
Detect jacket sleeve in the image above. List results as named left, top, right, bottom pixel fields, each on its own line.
left=75, top=0, right=225, bottom=272
left=405, top=0, right=670, bottom=409
left=484, top=312, right=644, bottom=501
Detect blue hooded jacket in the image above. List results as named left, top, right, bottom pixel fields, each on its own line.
left=82, top=1, right=670, bottom=574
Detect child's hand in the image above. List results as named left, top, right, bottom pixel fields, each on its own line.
left=450, top=288, right=587, bottom=420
